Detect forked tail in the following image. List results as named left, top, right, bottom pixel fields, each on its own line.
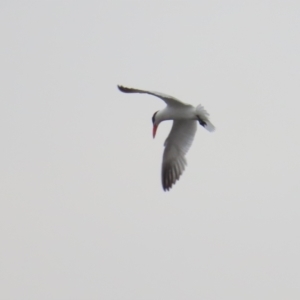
left=196, top=104, right=215, bottom=132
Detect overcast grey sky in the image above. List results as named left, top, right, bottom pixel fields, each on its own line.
left=1, top=1, right=300, bottom=299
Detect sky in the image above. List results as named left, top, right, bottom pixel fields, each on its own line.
left=1, top=1, right=300, bottom=299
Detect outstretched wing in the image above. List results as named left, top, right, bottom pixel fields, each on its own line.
left=162, top=120, right=197, bottom=191
left=118, top=85, right=188, bottom=107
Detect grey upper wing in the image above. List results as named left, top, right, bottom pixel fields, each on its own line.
left=118, top=85, right=189, bottom=107
left=162, top=120, right=198, bottom=191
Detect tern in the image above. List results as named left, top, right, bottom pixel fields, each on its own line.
left=118, top=85, right=215, bottom=191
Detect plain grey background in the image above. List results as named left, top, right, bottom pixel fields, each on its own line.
left=1, top=1, right=300, bottom=299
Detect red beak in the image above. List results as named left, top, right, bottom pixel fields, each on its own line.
left=152, top=124, right=158, bottom=138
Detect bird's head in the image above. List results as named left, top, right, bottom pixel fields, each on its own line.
left=151, top=111, right=160, bottom=138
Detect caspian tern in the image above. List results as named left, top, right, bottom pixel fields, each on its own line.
left=118, top=85, right=215, bottom=191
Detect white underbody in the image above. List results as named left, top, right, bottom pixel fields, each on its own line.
left=156, top=105, right=196, bottom=122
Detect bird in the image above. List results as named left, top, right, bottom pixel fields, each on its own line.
left=117, top=85, right=215, bottom=191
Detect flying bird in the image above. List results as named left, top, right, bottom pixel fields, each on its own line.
left=118, top=85, right=215, bottom=191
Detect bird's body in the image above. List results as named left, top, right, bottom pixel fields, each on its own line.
left=118, top=85, right=215, bottom=191
left=155, top=105, right=195, bottom=122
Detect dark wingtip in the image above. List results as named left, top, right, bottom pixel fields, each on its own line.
left=163, top=184, right=171, bottom=192
left=162, top=168, right=176, bottom=192
left=117, top=85, right=131, bottom=93
left=162, top=158, right=186, bottom=192
left=162, top=183, right=173, bottom=192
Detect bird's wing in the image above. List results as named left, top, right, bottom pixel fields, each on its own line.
left=162, top=120, right=197, bottom=191
left=118, top=85, right=189, bottom=107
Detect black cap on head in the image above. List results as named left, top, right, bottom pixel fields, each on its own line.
left=152, top=111, right=158, bottom=124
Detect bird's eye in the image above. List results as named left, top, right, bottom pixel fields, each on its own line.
left=152, top=111, right=158, bottom=124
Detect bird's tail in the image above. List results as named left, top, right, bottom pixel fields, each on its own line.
left=196, top=104, right=215, bottom=132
